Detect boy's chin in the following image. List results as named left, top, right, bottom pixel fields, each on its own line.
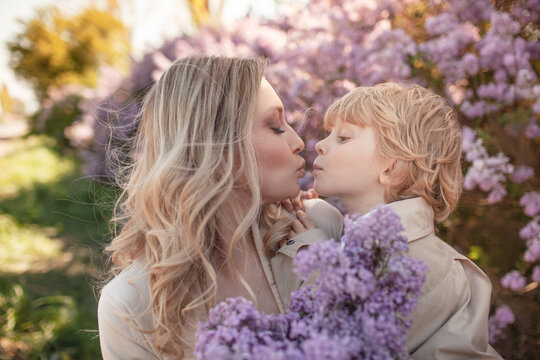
left=313, top=183, right=331, bottom=197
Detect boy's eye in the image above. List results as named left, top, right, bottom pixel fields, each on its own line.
left=271, top=127, right=285, bottom=134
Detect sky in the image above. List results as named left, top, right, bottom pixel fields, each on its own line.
left=0, top=0, right=277, bottom=113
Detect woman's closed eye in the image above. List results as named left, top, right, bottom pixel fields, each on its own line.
left=338, top=136, right=350, bottom=143
left=271, top=127, right=285, bottom=134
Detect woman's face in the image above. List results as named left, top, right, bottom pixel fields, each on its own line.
left=251, top=78, right=305, bottom=203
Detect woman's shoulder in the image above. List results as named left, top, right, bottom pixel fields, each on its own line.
left=98, top=259, right=161, bottom=358
left=100, top=259, right=151, bottom=314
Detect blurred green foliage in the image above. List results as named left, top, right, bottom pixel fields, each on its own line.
left=35, top=94, right=84, bottom=147
left=8, top=6, right=130, bottom=100
left=0, top=135, right=116, bottom=359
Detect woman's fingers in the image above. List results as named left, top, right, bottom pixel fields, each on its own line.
left=291, top=219, right=305, bottom=234
left=297, top=210, right=316, bottom=230
left=281, top=199, right=294, bottom=212
left=290, top=210, right=316, bottom=236
left=291, top=195, right=304, bottom=211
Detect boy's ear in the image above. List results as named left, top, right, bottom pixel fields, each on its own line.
left=379, top=159, right=397, bottom=187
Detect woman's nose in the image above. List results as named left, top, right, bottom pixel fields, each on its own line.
left=290, top=130, right=305, bottom=154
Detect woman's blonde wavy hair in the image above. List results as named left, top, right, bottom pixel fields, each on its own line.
left=324, top=82, right=463, bottom=222
left=105, top=56, right=290, bottom=357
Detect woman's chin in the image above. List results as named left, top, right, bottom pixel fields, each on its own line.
left=261, top=189, right=300, bottom=204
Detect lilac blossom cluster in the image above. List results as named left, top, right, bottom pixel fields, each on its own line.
left=420, top=2, right=540, bottom=124
left=461, top=126, right=514, bottom=204
left=499, top=192, right=539, bottom=291
left=195, top=206, right=427, bottom=359
left=519, top=192, right=540, bottom=264
left=488, top=305, right=516, bottom=343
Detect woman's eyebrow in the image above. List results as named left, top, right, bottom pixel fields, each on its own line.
left=263, top=106, right=284, bottom=117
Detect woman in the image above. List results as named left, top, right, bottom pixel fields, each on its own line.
left=98, top=56, right=342, bottom=359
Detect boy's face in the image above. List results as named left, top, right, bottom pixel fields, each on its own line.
left=313, top=118, right=389, bottom=209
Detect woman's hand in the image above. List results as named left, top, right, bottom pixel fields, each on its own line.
left=279, top=210, right=316, bottom=247
left=281, top=188, right=319, bottom=213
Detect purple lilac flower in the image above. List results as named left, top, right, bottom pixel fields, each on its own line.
left=500, top=270, right=527, bottom=291
left=448, top=0, right=494, bottom=23
left=495, top=305, right=516, bottom=324
left=488, top=305, right=515, bottom=344
left=520, top=192, right=540, bottom=217
left=421, top=18, right=479, bottom=84
left=520, top=217, right=540, bottom=264
left=460, top=53, right=480, bottom=76
left=461, top=100, right=486, bottom=119
left=196, top=207, right=427, bottom=359
left=519, top=220, right=540, bottom=240
left=532, top=85, right=540, bottom=114
left=532, top=266, right=540, bottom=283
left=524, top=239, right=540, bottom=263
left=525, top=120, right=540, bottom=139
left=486, top=184, right=508, bottom=204
left=511, top=165, right=534, bottom=183
left=298, top=171, right=314, bottom=190
left=512, top=0, right=540, bottom=24
left=461, top=127, right=514, bottom=204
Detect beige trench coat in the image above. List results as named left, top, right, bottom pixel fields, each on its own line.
left=274, top=197, right=501, bottom=360
left=389, top=198, right=501, bottom=359
left=97, top=198, right=343, bottom=359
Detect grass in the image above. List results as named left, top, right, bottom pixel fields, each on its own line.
left=0, top=135, right=116, bottom=359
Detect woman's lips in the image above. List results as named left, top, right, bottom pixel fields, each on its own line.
left=297, top=160, right=306, bottom=177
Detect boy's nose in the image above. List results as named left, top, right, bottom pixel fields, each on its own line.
left=315, top=139, right=325, bottom=155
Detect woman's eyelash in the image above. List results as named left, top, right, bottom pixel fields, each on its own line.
left=271, top=127, right=285, bottom=134
left=338, top=136, right=349, bottom=142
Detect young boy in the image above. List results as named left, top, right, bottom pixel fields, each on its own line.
left=273, top=83, right=501, bottom=359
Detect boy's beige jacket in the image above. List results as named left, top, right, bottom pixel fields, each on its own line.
left=97, top=198, right=343, bottom=359
left=389, top=198, right=501, bottom=359
left=273, top=197, right=501, bottom=359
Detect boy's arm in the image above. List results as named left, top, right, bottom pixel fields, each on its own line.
left=270, top=198, right=344, bottom=305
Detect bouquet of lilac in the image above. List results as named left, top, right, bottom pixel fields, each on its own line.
left=195, top=206, right=428, bottom=359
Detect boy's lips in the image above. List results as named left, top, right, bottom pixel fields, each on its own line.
left=312, top=163, right=323, bottom=176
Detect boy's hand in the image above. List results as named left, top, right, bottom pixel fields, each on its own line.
left=281, top=189, right=319, bottom=213
left=280, top=210, right=316, bottom=247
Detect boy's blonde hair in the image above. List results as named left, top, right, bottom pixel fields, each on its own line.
left=324, top=82, right=463, bottom=222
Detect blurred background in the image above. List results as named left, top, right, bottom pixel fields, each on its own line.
left=0, top=0, right=538, bottom=358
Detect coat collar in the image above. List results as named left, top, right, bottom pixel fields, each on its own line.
left=387, top=197, right=435, bottom=243
left=251, top=223, right=287, bottom=313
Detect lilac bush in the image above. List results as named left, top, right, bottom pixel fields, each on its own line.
left=195, top=206, right=427, bottom=359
